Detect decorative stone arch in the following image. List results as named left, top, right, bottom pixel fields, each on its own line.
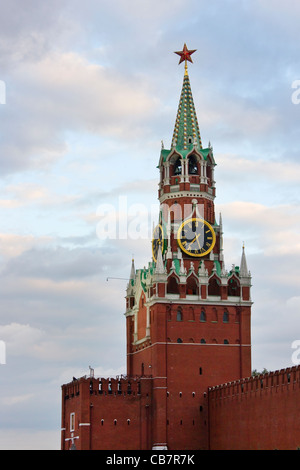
left=167, top=272, right=180, bottom=294
left=208, top=274, right=221, bottom=296
left=228, top=275, right=240, bottom=297
left=187, top=149, right=203, bottom=163
left=167, top=151, right=183, bottom=177
left=186, top=150, right=203, bottom=177
left=186, top=273, right=199, bottom=295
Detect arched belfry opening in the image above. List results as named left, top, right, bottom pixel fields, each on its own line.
left=208, top=275, right=221, bottom=296
left=167, top=275, right=179, bottom=294
left=186, top=274, right=198, bottom=295
left=228, top=276, right=240, bottom=296
left=188, top=154, right=198, bottom=174
left=173, top=156, right=182, bottom=175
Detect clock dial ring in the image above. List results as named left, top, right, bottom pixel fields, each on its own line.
left=177, top=217, right=216, bottom=257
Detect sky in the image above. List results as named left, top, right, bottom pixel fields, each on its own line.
left=0, top=0, right=299, bottom=450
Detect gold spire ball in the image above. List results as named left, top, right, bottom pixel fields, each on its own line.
left=174, top=43, right=197, bottom=75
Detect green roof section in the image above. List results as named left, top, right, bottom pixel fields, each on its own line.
left=160, top=146, right=212, bottom=163
left=171, top=258, right=181, bottom=275
left=214, top=260, right=222, bottom=277
left=171, top=73, right=202, bottom=152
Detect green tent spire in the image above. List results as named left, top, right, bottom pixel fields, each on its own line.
left=171, top=71, right=203, bottom=153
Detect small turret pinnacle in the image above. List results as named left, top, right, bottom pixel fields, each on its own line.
left=130, top=258, right=135, bottom=281
left=155, top=245, right=165, bottom=274
left=240, top=243, right=249, bottom=277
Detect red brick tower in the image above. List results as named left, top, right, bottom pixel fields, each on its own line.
left=61, top=45, right=253, bottom=451
left=125, top=45, right=252, bottom=450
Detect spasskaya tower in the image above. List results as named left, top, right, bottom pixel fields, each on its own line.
left=125, top=44, right=252, bottom=450
left=61, top=45, right=253, bottom=451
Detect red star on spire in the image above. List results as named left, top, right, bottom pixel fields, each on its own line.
left=174, top=43, right=197, bottom=65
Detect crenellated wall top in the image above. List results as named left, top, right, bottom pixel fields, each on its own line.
left=208, top=365, right=300, bottom=399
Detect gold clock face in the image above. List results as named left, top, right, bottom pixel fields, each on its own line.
left=152, top=224, right=165, bottom=262
left=177, top=218, right=216, bottom=257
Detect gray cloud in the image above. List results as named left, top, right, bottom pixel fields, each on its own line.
left=0, top=0, right=299, bottom=450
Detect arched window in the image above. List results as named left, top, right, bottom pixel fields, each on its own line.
left=187, top=276, right=198, bottom=295
left=208, top=276, right=221, bottom=296
left=224, top=339, right=229, bottom=344
left=200, top=338, right=206, bottom=344
left=167, top=276, right=179, bottom=294
left=174, top=157, right=182, bottom=175
left=223, top=310, right=229, bottom=323
left=200, top=310, right=206, bottom=322
left=176, top=309, right=183, bottom=321
left=188, top=155, right=198, bottom=174
left=177, top=338, right=183, bottom=343
left=228, top=277, right=240, bottom=296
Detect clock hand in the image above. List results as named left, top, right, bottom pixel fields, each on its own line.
left=188, top=235, right=196, bottom=248
left=188, top=231, right=202, bottom=250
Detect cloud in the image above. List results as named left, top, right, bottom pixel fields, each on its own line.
left=0, top=0, right=78, bottom=68
left=3, top=393, right=34, bottom=406
left=0, top=323, right=45, bottom=357
left=0, top=233, right=53, bottom=260
left=3, top=245, right=108, bottom=280
left=218, top=154, right=300, bottom=183
left=1, top=51, right=159, bottom=174
left=219, top=200, right=300, bottom=256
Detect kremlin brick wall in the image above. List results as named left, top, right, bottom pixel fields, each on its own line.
left=61, top=365, right=300, bottom=450
left=208, top=365, right=300, bottom=450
